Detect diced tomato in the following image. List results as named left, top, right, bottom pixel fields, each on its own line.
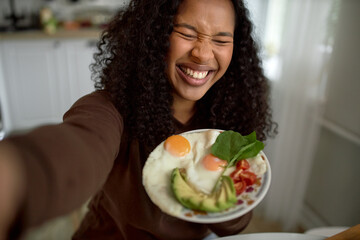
left=230, top=168, right=242, bottom=182
left=233, top=179, right=247, bottom=195
left=236, top=159, right=250, bottom=170
left=230, top=159, right=258, bottom=195
left=230, top=160, right=251, bottom=182
left=239, top=171, right=257, bottom=185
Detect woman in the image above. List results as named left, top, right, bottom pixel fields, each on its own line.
left=0, top=0, right=276, bottom=239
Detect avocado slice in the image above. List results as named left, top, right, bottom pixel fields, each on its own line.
left=222, top=175, right=237, bottom=204
left=215, top=180, right=228, bottom=209
left=199, top=194, right=219, bottom=212
left=215, top=176, right=236, bottom=209
left=171, top=168, right=204, bottom=210
left=171, top=168, right=237, bottom=212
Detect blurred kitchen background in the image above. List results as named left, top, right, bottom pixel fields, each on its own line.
left=0, top=0, right=359, bottom=239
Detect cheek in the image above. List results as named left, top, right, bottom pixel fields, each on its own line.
left=219, top=46, right=234, bottom=70
left=212, top=46, right=233, bottom=81
left=167, top=35, right=191, bottom=64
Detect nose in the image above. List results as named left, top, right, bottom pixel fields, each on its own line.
left=190, top=39, right=214, bottom=64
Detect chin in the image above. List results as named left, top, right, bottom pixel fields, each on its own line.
left=178, top=89, right=208, bottom=102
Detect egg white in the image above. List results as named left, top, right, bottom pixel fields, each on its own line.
left=143, top=129, right=225, bottom=216
left=184, top=130, right=236, bottom=195
left=248, top=154, right=267, bottom=175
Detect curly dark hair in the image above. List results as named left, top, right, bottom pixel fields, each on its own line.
left=92, top=0, right=277, bottom=148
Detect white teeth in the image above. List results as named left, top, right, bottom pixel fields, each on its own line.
left=181, top=67, right=209, bottom=79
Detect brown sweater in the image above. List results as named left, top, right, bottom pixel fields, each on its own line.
left=6, top=91, right=252, bottom=240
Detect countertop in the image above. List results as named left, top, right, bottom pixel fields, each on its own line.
left=0, top=28, right=102, bottom=41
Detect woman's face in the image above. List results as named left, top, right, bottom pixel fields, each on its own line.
left=166, top=0, right=235, bottom=102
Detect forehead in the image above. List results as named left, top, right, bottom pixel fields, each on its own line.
left=175, top=0, right=235, bottom=34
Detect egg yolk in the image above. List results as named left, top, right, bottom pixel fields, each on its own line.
left=164, top=135, right=191, bottom=157
left=202, top=154, right=227, bottom=171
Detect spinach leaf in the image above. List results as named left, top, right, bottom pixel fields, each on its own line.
left=210, top=130, right=247, bottom=161
left=211, top=130, right=264, bottom=166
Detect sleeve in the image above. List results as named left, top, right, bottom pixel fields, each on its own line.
left=207, top=211, right=253, bottom=237
left=4, top=90, right=123, bottom=229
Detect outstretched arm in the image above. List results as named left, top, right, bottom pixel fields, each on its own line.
left=0, top=91, right=123, bottom=239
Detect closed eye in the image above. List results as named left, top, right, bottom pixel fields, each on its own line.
left=174, top=30, right=197, bottom=40
left=212, top=39, right=232, bottom=45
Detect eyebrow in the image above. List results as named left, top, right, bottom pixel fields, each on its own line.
left=174, top=23, right=234, bottom=38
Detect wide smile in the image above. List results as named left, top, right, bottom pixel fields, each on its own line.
left=180, top=66, right=209, bottom=79
left=176, top=65, right=215, bottom=86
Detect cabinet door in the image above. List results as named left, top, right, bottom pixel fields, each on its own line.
left=1, top=40, right=64, bottom=130
left=61, top=39, right=97, bottom=111
left=0, top=47, right=12, bottom=137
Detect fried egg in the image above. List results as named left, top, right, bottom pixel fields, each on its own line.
left=164, top=135, right=191, bottom=157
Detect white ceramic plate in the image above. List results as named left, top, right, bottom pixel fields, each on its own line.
left=144, top=129, right=271, bottom=224
left=215, top=232, right=325, bottom=240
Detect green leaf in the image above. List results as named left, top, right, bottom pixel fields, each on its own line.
left=210, top=130, right=248, bottom=161
left=237, top=141, right=264, bottom=160
left=211, top=131, right=264, bottom=164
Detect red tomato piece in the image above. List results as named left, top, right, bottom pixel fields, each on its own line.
left=233, top=179, right=247, bottom=195
left=240, top=171, right=257, bottom=185
left=230, top=168, right=242, bottom=182
left=230, top=159, right=251, bottom=180
left=236, top=159, right=250, bottom=170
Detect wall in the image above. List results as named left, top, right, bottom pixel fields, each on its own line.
left=244, top=0, right=269, bottom=44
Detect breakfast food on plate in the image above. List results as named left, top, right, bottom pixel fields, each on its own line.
left=142, top=129, right=268, bottom=217
left=171, top=168, right=237, bottom=212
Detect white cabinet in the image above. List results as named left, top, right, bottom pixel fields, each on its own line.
left=0, top=38, right=97, bottom=132
left=62, top=40, right=97, bottom=107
